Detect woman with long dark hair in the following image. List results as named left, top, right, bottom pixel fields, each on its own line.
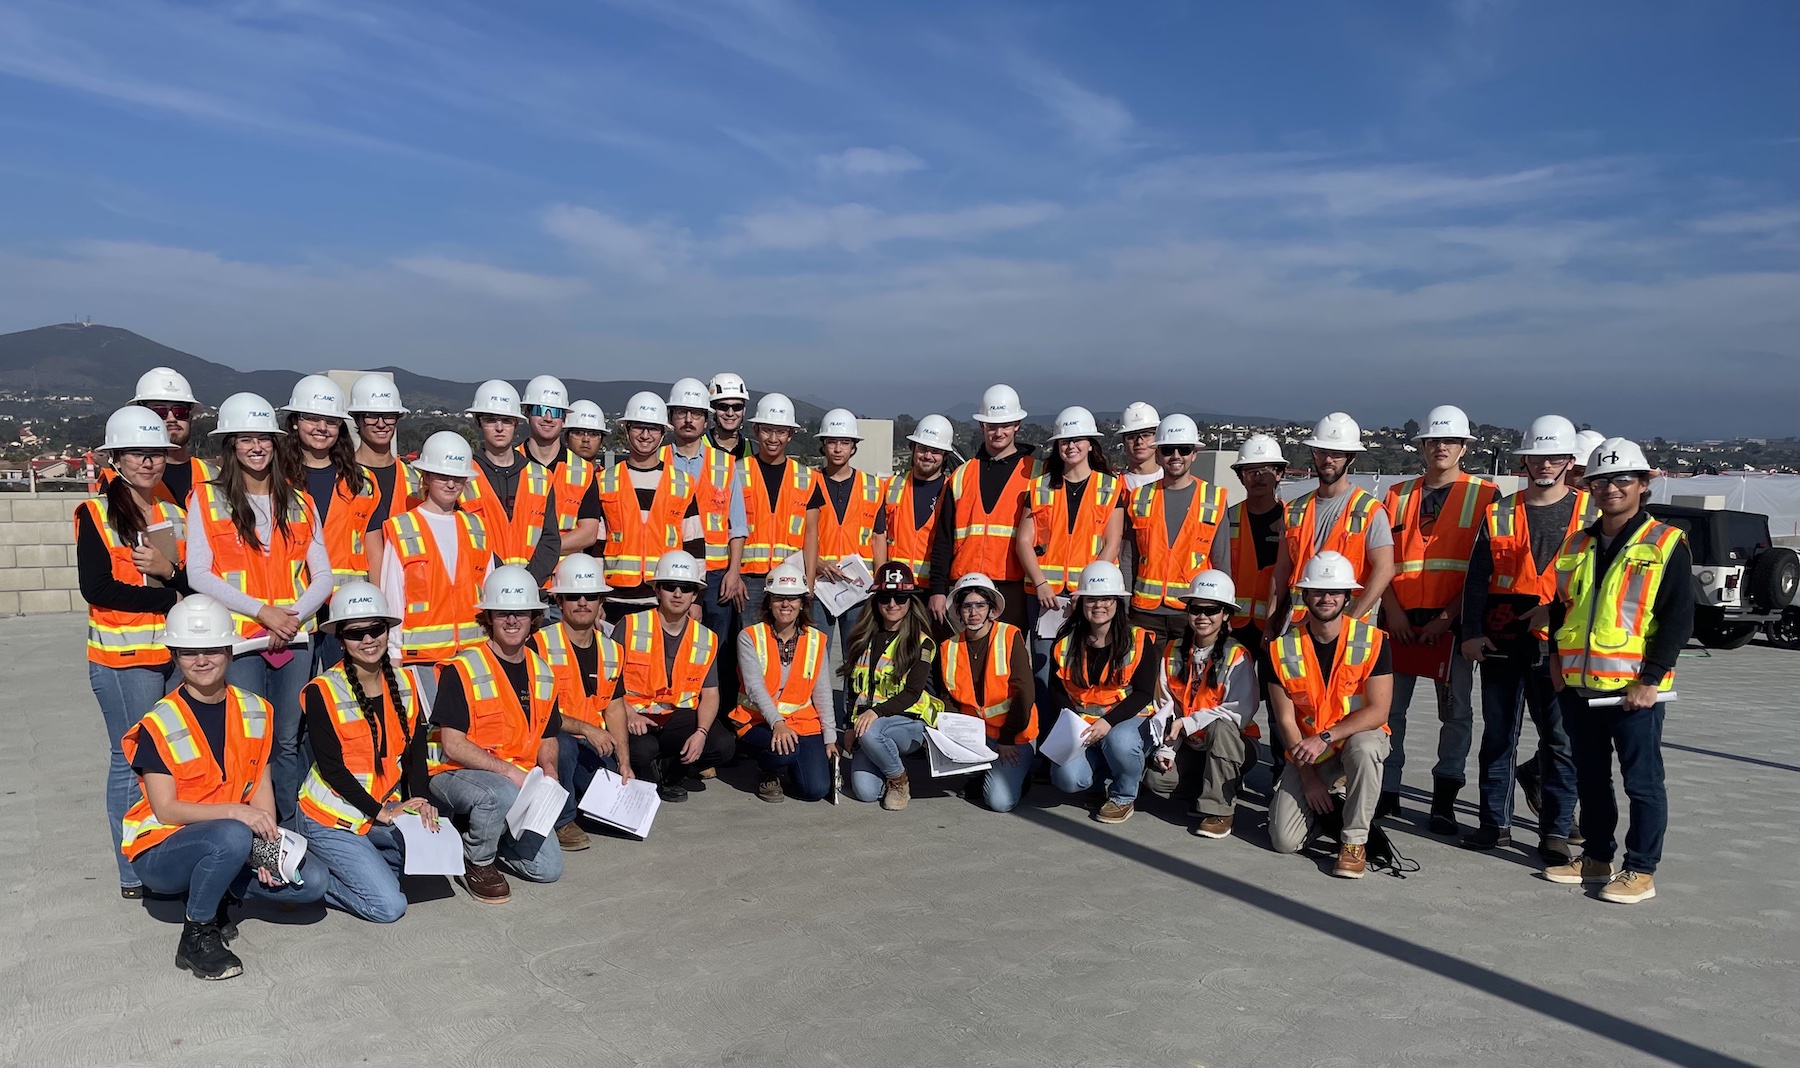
left=842, top=562, right=941, bottom=810
left=1045, top=560, right=1158, bottom=823
left=730, top=559, right=838, bottom=803
left=1152, top=570, right=1256, bottom=840
left=279, top=375, right=379, bottom=668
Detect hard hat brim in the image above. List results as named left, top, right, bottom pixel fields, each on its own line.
left=549, top=582, right=613, bottom=595
left=906, top=434, right=950, bottom=449
left=1301, top=437, right=1366, bottom=452
left=1180, top=595, right=1237, bottom=609
left=1071, top=587, right=1128, bottom=599
left=466, top=408, right=523, bottom=420
left=279, top=404, right=349, bottom=421
left=102, top=439, right=177, bottom=453
left=1513, top=446, right=1576, bottom=457
left=350, top=403, right=411, bottom=415
left=208, top=425, right=287, bottom=437
left=475, top=594, right=549, bottom=611
left=1230, top=456, right=1287, bottom=469
left=971, top=411, right=1027, bottom=424
left=1413, top=432, right=1474, bottom=442
left=1293, top=579, right=1364, bottom=592
left=322, top=611, right=403, bottom=632
left=410, top=460, right=472, bottom=477
left=750, top=416, right=802, bottom=429
left=158, top=635, right=236, bottom=650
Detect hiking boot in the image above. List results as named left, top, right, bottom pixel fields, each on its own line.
left=1375, top=790, right=1402, bottom=819
left=757, top=774, right=786, bottom=804
left=656, top=758, right=688, bottom=803
left=1461, top=825, right=1512, bottom=851
left=1195, top=813, right=1235, bottom=839
left=698, top=766, right=717, bottom=780
left=1537, top=835, right=1573, bottom=865
left=1598, top=870, right=1656, bottom=904
left=1095, top=800, right=1134, bottom=824
left=1332, top=843, right=1368, bottom=879
left=1515, top=757, right=1543, bottom=819
left=556, top=823, right=591, bottom=852
left=880, top=773, right=910, bottom=812
left=459, top=862, right=512, bottom=904
left=1428, top=776, right=1462, bottom=836
left=175, top=920, right=243, bottom=981
left=686, top=770, right=709, bottom=792
left=1542, top=854, right=1613, bottom=885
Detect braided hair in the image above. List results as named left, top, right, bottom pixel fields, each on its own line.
left=342, top=656, right=410, bottom=760
left=1176, top=626, right=1233, bottom=692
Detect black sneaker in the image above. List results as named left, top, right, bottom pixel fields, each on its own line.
left=1515, top=757, right=1543, bottom=819
left=176, top=920, right=243, bottom=980
left=657, top=758, right=688, bottom=803
left=1461, top=825, right=1513, bottom=851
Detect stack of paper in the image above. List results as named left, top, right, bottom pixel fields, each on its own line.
left=578, top=768, right=662, bottom=838
left=813, top=555, right=875, bottom=617
left=504, top=767, right=569, bottom=839
left=396, top=812, right=465, bottom=876
left=1038, top=707, right=1090, bottom=767
left=924, top=712, right=998, bottom=777
left=276, top=827, right=310, bottom=885
left=1034, top=596, right=1070, bottom=639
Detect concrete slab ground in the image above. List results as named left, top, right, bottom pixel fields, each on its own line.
left=2, top=612, right=1795, bottom=1068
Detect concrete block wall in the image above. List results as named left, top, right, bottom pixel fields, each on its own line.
left=0, top=493, right=86, bottom=615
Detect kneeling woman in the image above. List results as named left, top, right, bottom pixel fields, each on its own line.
left=1153, top=570, right=1258, bottom=839
left=295, top=582, right=441, bottom=923
left=844, top=563, right=941, bottom=810
left=121, top=596, right=326, bottom=981
left=731, top=560, right=838, bottom=802
left=1046, top=561, right=1158, bottom=824
left=938, top=574, right=1036, bottom=812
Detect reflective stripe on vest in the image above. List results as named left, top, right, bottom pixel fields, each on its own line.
left=1384, top=473, right=1496, bottom=611
left=194, top=480, right=316, bottom=638
left=120, top=688, right=272, bottom=859
left=730, top=623, right=828, bottom=736
left=949, top=455, right=1039, bottom=584
left=1128, top=479, right=1226, bottom=609
left=533, top=623, right=621, bottom=728
left=1029, top=471, right=1122, bottom=593
left=882, top=473, right=939, bottom=582
left=940, top=621, right=1033, bottom=740
left=81, top=495, right=186, bottom=667
left=740, top=457, right=815, bottom=575
left=814, top=470, right=885, bottom=563
left=595, top=461, right=698, bottom=587
left=297, top=666, right=418, bottom=835
left=1552, top=519, right=1683, bottom=692
left=386, top=508, right=489, bottom=663
left=1282, top=488, right=1379, bottom=624
left=1269, top=618, right=1388, bottom=754
left=1052, top=623, right=1149, bottom=717
left=426, top=645, right=557, bottom=773
left=620, top=610, right=720, bottom=716
left=848, top=630, right=942, bottom=725
left=1225, top=501, right=1278, bottom=629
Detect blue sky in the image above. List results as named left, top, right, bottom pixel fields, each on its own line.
left=0, top=0, right=1794, bottom=437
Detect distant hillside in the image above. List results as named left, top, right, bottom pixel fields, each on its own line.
left=940, top=399, right=1292, bottom=427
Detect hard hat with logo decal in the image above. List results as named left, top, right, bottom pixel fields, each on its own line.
left=1413, top=404, right=1473, bottom=441
left=465, top=379, right=522, bottom=420
left=132, top=366, right=198, bottom=406
left=1071, top=560, right=1128, bottom=598
left=549, top=553, right=612, bottom=595
left=971, top=384, right=1026, bottom=424
left=651, top=549, right=705, bottom=589
left=667, top=377, right=710, bottom=413
left=1179, top=568, right=1238, bottom=608
left=1154, top=413, right=1200, bottom=448
left=1294, top=550, right=1363, bottom=591
left=348, top=373, right=409, bottom=415
left=323, top=580, right=401, bottom=631
left=949, top=572, right=1005, bottom=615
left=412, top=430, right=475, bottom=478
left=1302, top=412, right=1367, bottom=453
left=708, top=372, right=750, bottom=403
left=907, top=414, right=955, bottom=451
left=818, top=408, right=863, bottom=441
left=1048, top=406, right=1100, bottom=442
left=1573, top=430, right=1607, bottom=467
left=749, top=392, right=801, bottom=429
left=872, top=561, right=920, bottom=594
left=280, top=374, right=349, bottom=421
left=1118, top=402, right=1160, bottom=436
left=1582, top=438, right=1653, bottom=482
left=101, top=406, right=176, bottom=452
left=1514, top=415, right=1577, bottom=457
left=209, top=392, right=285, bottom=436
left=565, top=400, right=607, bottom=432
left=522, top=375, right=569, bottom=410
left=765, top=558, right=809, bottom=598
left=159, top=595, right=236, bottom=649
left=1231, top=433, right=1287, bottom=469
left=620, top=391, right=671, bottom=429
left=476, top=565, right=549, bottom=611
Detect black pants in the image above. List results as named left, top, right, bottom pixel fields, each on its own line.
left=626, top=708, right=737, bottom=782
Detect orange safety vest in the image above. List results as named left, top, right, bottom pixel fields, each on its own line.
left=78, top=496, right=186, bottom=668
left=940, top=621, right=1036, bottom=742
left=740, top=455, right=816, bottom=576
left=1028, top=471, right=1123, bottom=595
left=192, top=480, right=318, bottom=638
left=459, top=460, right=552, bottom=568
left=519, top=445, right=595, bottom=542
left=1552, top=518, right=1683, bottom=693
left=1164, top=638, right=1252, bottom=746
left=593, top=460, right=697, bottom=589
left=426, top=644, right=557, bottom=774
left=1225, top=501, right=1281, bottom=629
left=619, top=610, right=719, bottom=719
left=533, top=623, right=621, bottom=729
left=662, top=443, right=739, bottom=572
left=383, top=507, right=490, bottom=664
left=1281, top=487, right=1382, bottom=623
left=1052, top=624, right=1151, bottom=720
left=308, top=470, right=380, bottom=583
left=728, top=623, right=828, bottom=737
left=1270, top=618, right=1390, bottom=758
left=814, top=469, right=886, bottom=564
left=120, top=686, right=271, bottom=860
left=1484, top=489, right=1598, bottom=638
left=948, top=453, right=1040, bottom=584
left=364, top=458, right=422, bottom=518
left=296, top=664, right=420, bottom=835
left=882, top=474, right=942, bottom=583
left=1127, top=478, right=1227, bottom=610
left=1383, top=472, right=1497, bottom=612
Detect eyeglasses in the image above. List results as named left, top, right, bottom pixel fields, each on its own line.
left=146, top=403, right=193, bottom=420
left=1588, top=474, right=1643, bottom=489
left=356, top=413, right=400, bottom=425
left=873, top=592, right=913, bottom=606
left=338, top=624, right=390, bottom=642
left=173, top=647, right=229, bottom=659
left=1159, top=445, right=1195, bottom=457
left=526, top=404, right=566, bottom=419
left=957, top=599, right=992, bottom=613
left=655, top=582, right=699, bottom=594
left=558, top=592, right=603, bottom=603
left=1185, top=603, right=1229, bottom=617
left=115, top=449, right=168, bottom=464
left=712, top=402, right=746, bottom=413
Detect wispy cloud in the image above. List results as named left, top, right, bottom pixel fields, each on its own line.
left=393, top=257, right=587, bottom=303
left=815, top=146, right=927, bottom=178
left=1007, top=55, right=1134, bottom=153
left=722, top=201, right=1062, bottom=253
left=541, top=205, right=692, bottom=280
left=593, top=0, right=836, bottom=80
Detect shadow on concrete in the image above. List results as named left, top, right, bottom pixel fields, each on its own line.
left=1661, top=741, right=1799, bottom=774
left=1013, top=806, right=1761, bottom=1068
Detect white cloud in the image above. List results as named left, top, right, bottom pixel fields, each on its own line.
left=541, top=205, right=692, bottom=280
left=1690, top=207, right=1800, bottom=235
left=393, top=257, right=587, bottom=302
left=1008, top=56, right=1134, bottom=153
left=723, top=201, right=1062, bottom=253
left=815, top=146, right=927, bottom=178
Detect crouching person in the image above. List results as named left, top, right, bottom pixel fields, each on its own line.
left=1153, top=570, right=1258, bottom=839
left=730, top=559, right=837, bottom=802
left=619, top=550, right=735, bottom=802
left=843, top=563, right=941, bottom=810
left=122, top=596, right=326, bottom=981
left=938, top=574, right=1036, bottom=812
left=1045, top=561, right=1157, bottom=824
left=1266, top=552, right=1393, bottom=879
left=537, top=554, right=624, bottom=853
left=427, top=566, right=564, bottom=904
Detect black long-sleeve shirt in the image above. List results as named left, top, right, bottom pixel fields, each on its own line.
left=1048, top=639, right=1162, bottom=724
left=927, top=444, right=1037, bottom=596
left=75, top=506, right=190, bottom=614
left=302, top=682, right=432, bottom=820
left=1547, top=509, right=1694, bottom=686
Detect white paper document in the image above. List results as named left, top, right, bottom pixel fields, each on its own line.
left=814, top=555, right=875, bottom=617
left=231, top=634, right=270, bottom=657
left=1586, top=691, right=1678, bottom=708
left=505, top=767, right=569, bottom=840
left=396, top=812, right=465, bottom=876
left=577, top=768, right=662, bottom=838
left=923, top=712, right=998, bottom=777
left=1034, top=596, right=1070, bottom=639
left=1039, top=707, right=1090, bottom=767
left=276, top=827, right=309, bottom=885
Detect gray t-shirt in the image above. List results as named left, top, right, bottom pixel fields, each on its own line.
left=1161, top=480, right=1196, bottom=546
left=1308, top=489, right=1393, bottom=552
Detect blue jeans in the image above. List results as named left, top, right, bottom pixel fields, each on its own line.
left=89, top=661, right=174, bottom=886
left=428, top=768, right=564, bottom=882
left=1476, top=656, right=1575, bottom=835
left=975, top=740, right=1035, bottom=813
left=131, top=820, right=326, bottom=921
left=808, top=599, right=856, bottom=729
left=1050, top=717, right=1153, bottom=805
left=556, top=732, right=620, bottom=828
left=298, top=814, right=409, bottom=923
left=742, top=724, right=832, bottom=800
left=1385, top=652, right=1475, bottom=790
left=1561, top=692, right=1668, bottom=874
left=226, top=646, right=316, bottom=825
left=704, top=568, right=742, bottom=706
left=848, top=716, right=927, bottom=801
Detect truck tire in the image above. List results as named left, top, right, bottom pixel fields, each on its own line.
left=1748, top=549, right=1799, bottom=610
left=1766, top=607, right=1800, bottom=651
left=1699, top=621, right=1759, bottom=649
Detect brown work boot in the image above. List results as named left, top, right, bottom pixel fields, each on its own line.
left=1598, top=870, right=1656, bottom=904
left=459, top=862, right=511, bottom=904
left=1195, top=813, right=1235, bottom=839
left=880, top=772, right=910, bottom=811
left=555, top=823, right=591, bottom=852
left=1096, top=800, right=1135, bottom=824
left=757, top=774, right=786, bottom=804
left=1542, top=854, right=1613, bottom=885
left=1332, top=842, right=1368, bottom=879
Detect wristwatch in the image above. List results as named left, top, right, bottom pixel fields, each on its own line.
left=1318, top=730, right=1334, bottom=745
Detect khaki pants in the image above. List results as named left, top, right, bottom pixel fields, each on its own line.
left=1151, top=719, right=1249, bottom=817
left=1268, top=730, right=1390, bottom=850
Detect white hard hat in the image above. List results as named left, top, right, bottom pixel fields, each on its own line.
left=348, top=373, right=408, bottom=415
left=1573, top=430, right=1607, bottom=466
left=949, top=572, right=1005, bottom=615
left=101, top=406, right=175, bottom=452
left=1179, top=569, right=1237, bottom=608
left=280, top=374, right=349, bottom=421
left=708, top=372, right=750, bottom=403
left=466, top=379, right=523, bottom=420
left=1117, top=402, right=1160, bottom=436
left=1515, top=414, right=1578, bottom=457
left=1294, top=550, right=1363, bottom=591
left=971, top=384, right=1026, bottom=424
left=1302, top=412, right=1367, bottom=453
left=765, top=558, right=809, bottom=598
left=1048, top=406, right=1100, bottom=442
left=522, top=374, right=570, bottom=410
left=818, top=407, right=863, bottom=441
left=1154, top=414, right=1200, bottom=448
left=159, top=595, right=236, bottom=649
left=1582, top=437, right=1653, bottom=482
left=549, top=553, right=612, bottom=595
left=651, top=549, right=705, bottom=588
left=620, top=391, right=672, bottom=429
left=476, top=565, right=548, bottom=612
left=412, top=430, right=475, bottom=478
left=1414, top=404, right=1473, bottom=441
left=667, top=377, right=710, bottom=412
left=749, top=392, right=801, bottom=429
left=1231, top=433, right=1287, bottom=469
left=324, top=580, right=400, bottom=631
left=132, top=366, right=197, bottom=406
left=1071, top=560, right=1127, bottom=599
left=908, top=414, right=955, bottom=451
left=565, top=400, right=607, bottom=432
left=209, top=392, right=285, bottom=437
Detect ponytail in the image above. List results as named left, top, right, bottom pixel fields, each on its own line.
left=102, top=470, right=149, bottom=547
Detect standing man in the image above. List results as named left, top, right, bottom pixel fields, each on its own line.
left=349, top=374, right=418, bottom=545
left=519, top=375, right=602, bottom=563
left=1222, top=434, right=1287, bottom=643
left=875, top=415, right=954, bottom=586
left=129, top=367, right=212, bottom=506
left=665, top=377, right=750, bottom=701
left=737, top=393, right=817, bottom=626
left=803, top=408, right=886, bottom=700
left=1378, top=405, right=1498, bottom=835
left=1264, top=412, right=1394, bottom=637
left=459, top=380, right=561, bottom=586
left=1125, top=414, right=1227, bottom=657
left=707, top=372, right=753, bottom=459
left=927, top=385, right=1040, bottom=631
left=593, top=392, right=704, bottom=626
left=563, top=401, right=609, bottom=468
left=1567, top=430, right=1606, bottom=487
left=1117, top=402, right=1163, bottom=490
left=617, top=551, right=734, bottom=802
left=1543, top=439, right=1692, bottom=904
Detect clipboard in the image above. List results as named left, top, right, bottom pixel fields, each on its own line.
left=1391, top=633, right=1454, bottom=681
left=140, top=524, right=180, bottom=587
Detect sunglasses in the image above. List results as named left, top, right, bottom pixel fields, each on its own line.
left=873, top=592, right=913, bottom=606
left=1159, top=445, right=1195, bottom=457
left=526, top=404, right=566, bottom=419
left=146, top=403, right=194, bottom=420
left=558, top=592, right=603, bottom=603
left=1185, top=603, right=1230, bottom=617
left=656, top=582, right=700, bottom=594
left=338, top=623, right=390, bottom=642
left=712, top=402, right=746, bottom=413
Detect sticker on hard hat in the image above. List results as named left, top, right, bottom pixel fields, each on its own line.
left=348, top=596, right=373, bottom=607
left=1597, top=451, right=1621, bottom=466
left=501, top=586, right=527, bottom=596
left=249, top=408, right=272, bottom=419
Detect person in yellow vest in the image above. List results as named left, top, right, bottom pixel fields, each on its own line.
left=842, top=563, right=942, bottom=809
left=78, top=406, right=193, bottom=898
left=348, top=373, right=418, bottom=573
left=1267, top=552, right=1394, bottom=879
left=1044, top=561, right=1157, bottom=823
left=928, top=385, right=1040, bottom=631
left=1542, top=439, right=1692, bottom=904
left=1377, top=405, right=1499, bottom=833
left=460, top=380, right=561, bottom=584
left=122, top=596, right=326, bottom=980
left=804, top=407, right=886, bottom=713
left=937, top=573, right=1036, bottom=812
left=730, top=559, right=838, bottom=802
left=295, top=583, right=439, bottom=923
left=426, top=566, right=565, bottom=904
left=129, top=366, right=213, bottom=507
left=594, top=391, right=705, bottom=625
left=1150, top=570, right=1258, bottom=839
left=737, top=392, right=817, bottom=626
left=1126, top=414, right=1228, bottom=658
left=186, top=392, right=333, bottom=825
left=618, top=550, right=734, bottom=802
left=664, top=377, right=751, bottom=700
left=874, top=415, right=954, bottom=594
left=539, top=554, right=624, bottom=853
left=519, top=375, right=602, bottom=572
